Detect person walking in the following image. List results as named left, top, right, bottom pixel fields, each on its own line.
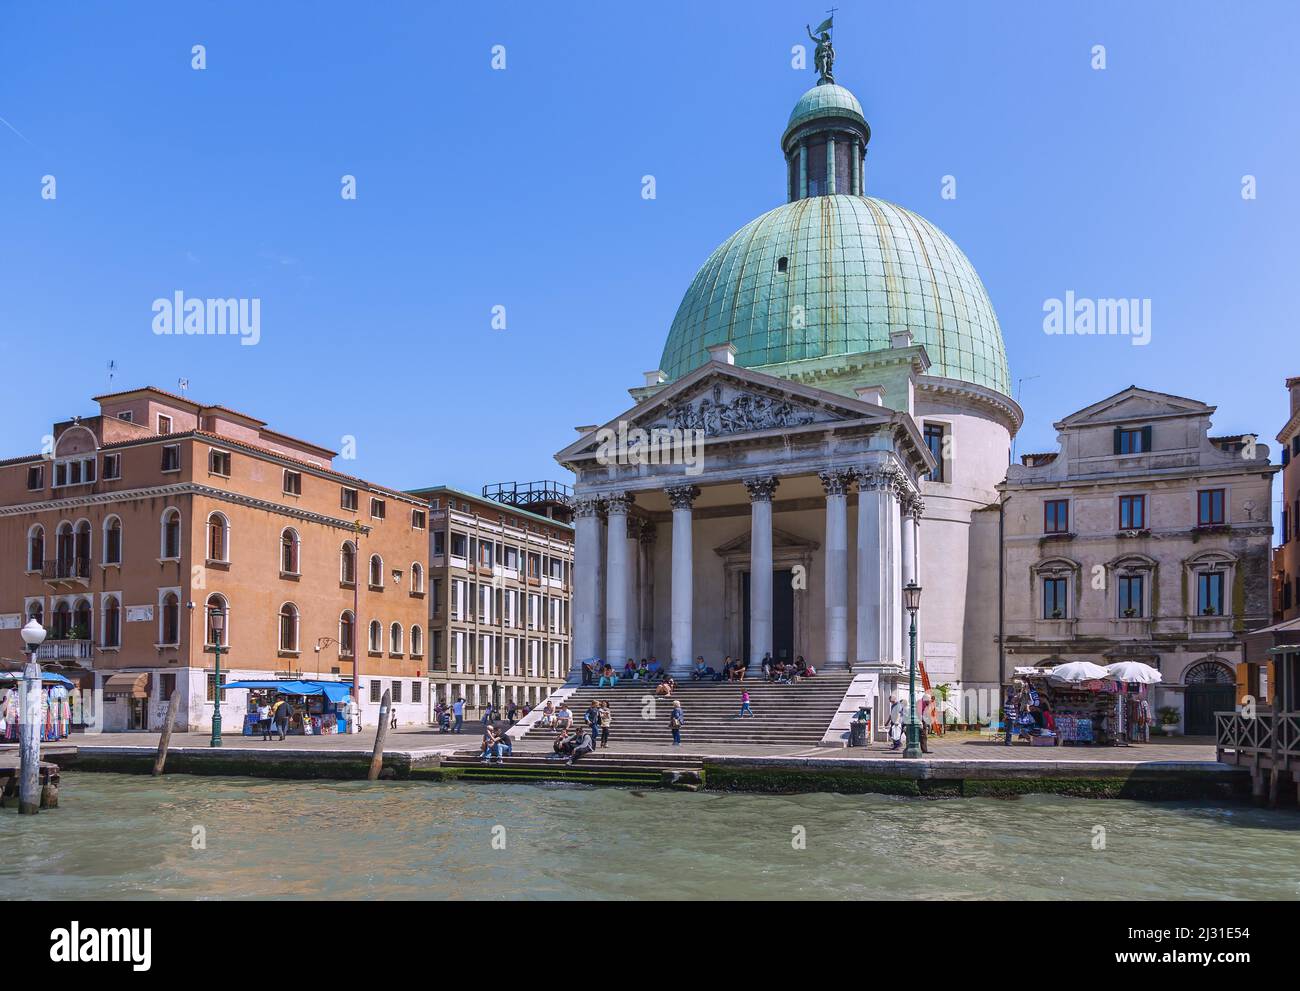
left=887, top=693, right=904, bottom=751
left=598, top=699, right=612, bottom=748
left=919, top=690, right=934, bottom=754
left=669, top=700, right=684, bottom=746
left=274, top=699, right=292, bottom=741
left=584, top=700, right=600, bottom=742
left=739, top=690, right=753, bottom=718
left=452, top=696, right=465, bottom=734
left=1002, top=686, right=1017, bottom=746
left=257, top=699, right=272, bottom=741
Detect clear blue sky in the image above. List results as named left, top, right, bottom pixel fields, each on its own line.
left=2, top=1, right=1296, bottom=519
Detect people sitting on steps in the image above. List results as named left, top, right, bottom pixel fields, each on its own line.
left=599, top=663, right=619, bottom=687
left=655, top=677, right=676, bottom=698
left=691, top=656, right=716, bottom=681
left=623, top=658, right=638, bottom=680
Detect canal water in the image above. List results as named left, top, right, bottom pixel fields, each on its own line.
left=2, top=773, right=1299, bottom=900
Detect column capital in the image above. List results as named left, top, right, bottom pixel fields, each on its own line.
left=572, top=497, right=604, bottom=519
left=904, top=493, right=926, bottom=521
left=858, top=464, right=906, bottom=498
left=744, top=476, right=780, bottom=503
left=604, top=492, right=635, bottom=515
left=665, top=484, right=701, bottom=511
left=818, top=468, right=855, bottom=497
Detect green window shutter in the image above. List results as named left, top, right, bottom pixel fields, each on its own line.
left=1113, top=427, right=1123, bottom=455
left=1141, top=425, right=1153, bottom=452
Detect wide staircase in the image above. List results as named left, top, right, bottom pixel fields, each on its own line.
left=512, top=670, right=854, bottom=750
left=438, top=750, right=704, bottom=788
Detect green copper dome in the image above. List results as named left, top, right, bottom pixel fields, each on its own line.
left=658, top=194, right=1011, bottom=397
left=785, top=83, right=866, bottom=136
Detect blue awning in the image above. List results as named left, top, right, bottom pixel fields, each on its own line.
left=221, top=679, right=353, bottom=702
left=0, top=671, right=75, bottom=687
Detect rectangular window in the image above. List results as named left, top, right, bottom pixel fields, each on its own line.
left=160, top=673, right=176, bottom=701
left=117, top=411, right=134, bottom=423
left=26, top=465, right=44, bottom=490
left=1044, top=499, right=1070, bottom=534
left=1118, top=494, right=1145, bottom=530
left=208, top=449, right=231, bottom=476
left=411, top=509, right=426, bottom=529
left=161, top=444, right=181, bottom=472
left=923, top=423, right=946, bottom=483
left=430, top=498, right=440, bottom=510
left=370, top=497, right=386, bottom=520
left=433, top=531, right=446, bottom=556
left=158, top=414, right=173, bottom=434
left=283, top=470, right=302, bottom=495
left=450, top=532, right=467, bottom=557
left=103, top=453, right=121, bottom=480
left=391, top=681, right=403, bottom=704
left=1198, top=572, right=1225, bottom=616
left=433, top=578, right=444, bottom=616
left=1118, top=575, right=1145, bottom=617
left=370, top=680, right=381, bottom=703
left=206, top=672, right=227, bottom=702
left=1043, top=578, right=1068, bottom=619
left=1115, top=426, right=1151, bottom=454
left=1198, top=489, right=1226, bottom=526
left=341, top=487, right=358, bottom=511
left=412, top=681, right=422, bottom=704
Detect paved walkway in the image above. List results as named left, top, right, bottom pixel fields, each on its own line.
left=40, top=728, right=1220, bottom=764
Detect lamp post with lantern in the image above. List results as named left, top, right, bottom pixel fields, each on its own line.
left=902, top=581, right=923, bottom=759
left=18, top=618, right=47, bottom=814
left=208, top=605, right=227, bottom=747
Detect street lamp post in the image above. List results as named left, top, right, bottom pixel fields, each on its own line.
left=903, top=581, right=923, bottom=759
left=18, top=618, right=47, bottom=815
left=209, top=606, right=226, bottom=748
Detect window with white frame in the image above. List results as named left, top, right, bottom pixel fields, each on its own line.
left=411, top=562, right=424, bottom=594
left=390, top=622, right=403, bottom=655
left=411, top=625, right=423, bottom=657
left=101, top=594, right=121, bottom=648
left=160, top=509, right=182, bottom=559
left=368, top=620, right=382, bottom=653
left=103, top=516, right=122, bottom=565
left=279, top=602, right=300, bottom=652
left=207, top=513, right=229, bottom=562
left=280, top=528, right=300, bottom=575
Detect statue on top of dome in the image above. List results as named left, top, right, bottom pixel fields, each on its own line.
left=807, top=15, right=835, bottom=84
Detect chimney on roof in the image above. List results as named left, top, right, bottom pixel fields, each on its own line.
left=855, top=385, right=886, bottom=406
left=1288, top=376, right=1300, bottom=417
left=643, top=370, right=666, bottom=387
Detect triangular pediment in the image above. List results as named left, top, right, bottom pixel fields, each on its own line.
left=1056, top=386, right=1214, bottom=428
left=714, top=526, right=821, bottom=557
left=555, top=360, right=897, bottom=463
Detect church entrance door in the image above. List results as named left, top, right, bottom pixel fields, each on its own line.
left=742, top=569, right=795, bottom=663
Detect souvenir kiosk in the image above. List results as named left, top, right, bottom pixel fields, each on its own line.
left=0, top=670, right=75, bottom=742
left=1008, top=661, right=1160, bottom=746
left=221, top=680, right=355, bottom=736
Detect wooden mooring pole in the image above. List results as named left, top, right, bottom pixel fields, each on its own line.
left=18, top=656, right=42, bottom=815
left=152, top=691, right=181, bottom=776
left=367, top=690, right=391, bottom=781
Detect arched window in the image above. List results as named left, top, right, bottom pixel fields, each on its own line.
left=75, top=520, right=91, bottom=570
left=159, top=592, right=180, bottom=645
left=369, top=554, right=384, bottom=588
left=1185, top=660, right=1235, bottom=685
left=27, top=525, right=44, bottom=571
left=208, top=513, right=229, bottom=562
left=281, top=528, right=300, bottom=574
left=390, top=622, right=403, bottom=655
left=73, top=597, right=92, bottom=640
left=56, top=522, right=74, bottom=572
left=340, top=541, right=356, bottom=585
left=52, top=601, right=72, bottom=639
left=27, top=601, right=43, bottom=626
left=103, top=596, right=121, bottom=648
left=339, top=611, right=355, bottom=656
left=203, top=594, right=226, bottom=646
left=103, top=516, right=122, bottom=565
left=411, top=625, right=423, bottom=657
left=279, top=603, right=300, bottom=652
left=411, top=562, right=424, bottom=594
left=368, top=620, right=382, bottom=653
left=161, top=509, right=182, bottom=559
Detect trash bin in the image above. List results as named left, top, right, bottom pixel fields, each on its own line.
left=848, top=721, right=867, bottom=747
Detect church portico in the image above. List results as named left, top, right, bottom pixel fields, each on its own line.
left=559, top=360, right=934, bottom=706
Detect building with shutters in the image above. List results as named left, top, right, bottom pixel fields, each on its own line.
left=998, top=386, right=1278, bottom=734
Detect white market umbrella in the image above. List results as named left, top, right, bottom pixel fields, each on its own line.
left=1046, top=661, right=1113, bottom=683
left=1105, top=661, right=1162, bottom=684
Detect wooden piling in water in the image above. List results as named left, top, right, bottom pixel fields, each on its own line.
left=152, top=691, right=181, bottom=776
left=367, top=690, right=391, bottom=781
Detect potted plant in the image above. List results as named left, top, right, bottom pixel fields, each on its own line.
left=1123, top=607, right=1137, bottom=618
left=1050, top=608, right=1063, bottom=619
left=1157, top=706, right=1181, bottom=736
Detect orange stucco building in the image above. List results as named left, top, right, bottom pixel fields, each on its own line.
left=0, top=387, right=430, bottom=732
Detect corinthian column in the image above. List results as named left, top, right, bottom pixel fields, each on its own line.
left=666, top=484, right=700, bottom=675
left=638, top=521, right=657, bottom=660
left=603, top=493, right=633, bottom=667
left=856, top=466, right=902, bottom=666
left=572, top=497, right=602, bottom=677
left=745, top=476, right=779, bottom=668
left=819, top=469, right=854, bottom=668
